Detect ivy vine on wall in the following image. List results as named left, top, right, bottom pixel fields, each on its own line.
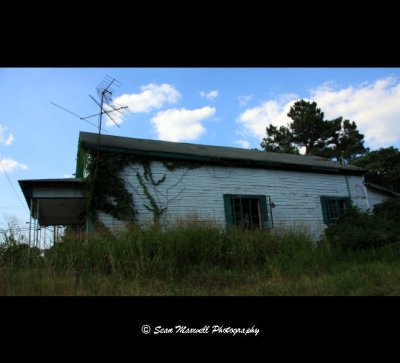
left=136, top=171, right=167, bottom=226
left=84, top=150, right=137, bottom=224
left=79, top=144, right=200, bottom=229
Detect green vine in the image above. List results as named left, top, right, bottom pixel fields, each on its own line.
left=83, top=150, right=138, bottom=225
left=136, top=171, right=167, bottom=225
left=143, top=161, right=166, bottom=186
left=78, top=143, right=201, bottom=230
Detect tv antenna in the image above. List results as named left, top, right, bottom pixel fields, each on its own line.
left=51, top=75, right=129, bottom=134
left=51, top=75, right=130, bottom=176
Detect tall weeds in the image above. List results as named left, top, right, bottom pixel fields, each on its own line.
left=1, top=220, right=400, bottom=295
left=43, top=221, right=318, bottom=277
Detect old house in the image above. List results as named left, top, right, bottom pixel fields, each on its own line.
left=19, top=132, right=379, bottom=239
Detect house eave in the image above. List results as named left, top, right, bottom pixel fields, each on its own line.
left=79, top=142, right=365, bottom=176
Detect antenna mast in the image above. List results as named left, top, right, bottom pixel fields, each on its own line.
left=51, top=75, right=129, bottom=175
left=92, top=76, right=128, bottom=175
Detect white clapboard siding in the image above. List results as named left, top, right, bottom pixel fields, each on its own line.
left=97, top=161, right=367, bottom=238
left=365, top=187, right=391, bottom=211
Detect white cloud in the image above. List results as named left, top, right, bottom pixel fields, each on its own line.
left=0, top=125, right=14, bottom=146
left=237, top=95, right=253, bottom=107
left=103, top=103, right=125, bottom=127
left=109, top=83, right=181, bottom=127
left=235, top=140, right=250, bottom=149
left=62, top=174, right=74, bottom=178
left=237, top=95, right=298, bottom=139
left=0, top=158, right=28, bottom=173
left=310, top=76, right=400, bottom=148
left=237, top=76, right=400, bottom=149
left=200, top=90, right=219, bottom=100
left=5, top=134, right=14, bottom=145
left=151, top=107, right=216, bottom=142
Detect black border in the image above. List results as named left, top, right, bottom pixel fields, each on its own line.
left=3, top=18, right=399, bottom=68
left=4, top=2, right=400, bottom=67
left=2, top=12, right=399, bottom=352
left=2, top=296, right=399, bottom=348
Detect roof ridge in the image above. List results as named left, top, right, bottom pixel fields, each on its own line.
left=78, top=131, right=365, bottom=174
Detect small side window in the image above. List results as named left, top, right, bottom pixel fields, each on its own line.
left=320, top=196, right=350, bottom=224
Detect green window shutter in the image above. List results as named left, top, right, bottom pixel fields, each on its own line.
left=320, top=196, right=329, bottom=224
left=260, top=195, right=271, bottom=228
left=223, top=194, right=233, bottom=226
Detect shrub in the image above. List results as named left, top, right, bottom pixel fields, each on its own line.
left=373, top=196, right=400, bottom=220
left=0, top=243, right=43, bottom=267
left=325, top=207, right=398, bottom=251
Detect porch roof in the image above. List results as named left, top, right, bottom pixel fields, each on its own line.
left=18, top=178, right=86, bottom=226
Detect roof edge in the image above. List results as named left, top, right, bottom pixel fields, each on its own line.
left=18, top=178, right=85, bottom=207
left=365, top=182, right=400, bottom=197
left=79, top=141, right=365, bottom=176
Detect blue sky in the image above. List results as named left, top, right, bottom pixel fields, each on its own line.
left=1, top=67, right=400, bottom=227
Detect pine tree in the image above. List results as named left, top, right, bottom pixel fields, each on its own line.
left=261, top=99, right=368, bottom=163
left=351, top=147, right=400, bottom=192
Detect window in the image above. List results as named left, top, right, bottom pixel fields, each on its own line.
left=320, top=196, right=351, bottom=224
left=223, top=194, right=273, bottom=229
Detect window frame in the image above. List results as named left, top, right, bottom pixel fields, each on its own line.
left=223, top=194, right=273, bottom=229
left=320, top=196, right=351, bottom=224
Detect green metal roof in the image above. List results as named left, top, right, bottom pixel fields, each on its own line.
left=79, top=132, right=365, bottom=175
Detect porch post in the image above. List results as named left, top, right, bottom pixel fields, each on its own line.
left=28, top=198, right=33, bottom=247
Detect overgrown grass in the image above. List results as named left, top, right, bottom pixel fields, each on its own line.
left=1, top=220, right=400, bottom=295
